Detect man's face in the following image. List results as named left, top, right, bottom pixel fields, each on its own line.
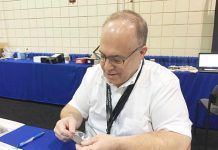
left=99, top=20, right=146, bottom=87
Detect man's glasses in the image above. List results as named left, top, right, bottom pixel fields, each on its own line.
left=96, top=45, right=143, bottom=65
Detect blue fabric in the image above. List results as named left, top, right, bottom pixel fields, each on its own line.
left=175, top=72, right=218, bottom=129
left=0, top=58, right=90, bottom=105
left=1, top=56, right=218, bottom=129
left=0, top=125, right=75, bottom=150
left=144, top=56, right=198, bottom=67
left=12, top=53, right=198, bottom=67
left=13, top=52, right=90, bottom=61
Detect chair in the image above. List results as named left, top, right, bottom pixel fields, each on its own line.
left=194, top=85, right=218, bottom=150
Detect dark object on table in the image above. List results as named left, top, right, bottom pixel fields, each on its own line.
left=41, top=53, right=64, bottom=64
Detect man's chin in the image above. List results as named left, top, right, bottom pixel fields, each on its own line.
left=107, top=79, right=121, bottom=87
left=107, top=79, right=115, bottom=84
left=105, top=75, right=120, bottom=86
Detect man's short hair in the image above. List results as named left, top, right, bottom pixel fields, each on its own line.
left=103, top=10, right=148, bottom=46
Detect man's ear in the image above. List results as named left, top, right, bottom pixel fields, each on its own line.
left=140, top=46, right=147, bottom=56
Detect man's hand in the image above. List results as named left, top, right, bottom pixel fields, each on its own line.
left=76, top=134, right=119, bottom=150
left=76, top=130, right=191, bottom=150
left=54, top=116, right=77, bottom=142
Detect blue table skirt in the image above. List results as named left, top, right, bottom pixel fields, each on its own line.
left=175, top=72, right=218, bottom=129
left=0, top=125, right=75, bottom=150
left=0, top=58, right=218, bottom=129
left=144, top=56, right=198, bottom=67
left=0, top=59, right=90, bottom=105
left=13, top=53, right=198, bottom=67
left=13, top=52, right=90, bottom=62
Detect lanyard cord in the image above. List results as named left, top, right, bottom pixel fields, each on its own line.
left=106, top=60, right=144, bottom=134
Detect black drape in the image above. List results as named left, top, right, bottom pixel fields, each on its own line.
left=212, top=0, right=218, bottom=53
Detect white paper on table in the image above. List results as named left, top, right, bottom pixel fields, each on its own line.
left=0, top=118, right=24, bottom=137
left=0, top=141, right=22, bottom=150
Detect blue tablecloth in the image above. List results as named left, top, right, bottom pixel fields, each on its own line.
left=13, top=53, right=198, bottom=67
left=0, top=57, right=218, bottom=129
left=0, top=125, right=75, bottom=150
left=13, top=52, right=90, bottom=62
left=144, top=56, right=198, bottom=67
left=0, top=58, right=90, bottom=105
left=175, top=72, right=218, bottom=129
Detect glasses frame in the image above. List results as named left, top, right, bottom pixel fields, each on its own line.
left=97, top=45, right=143, bottom=65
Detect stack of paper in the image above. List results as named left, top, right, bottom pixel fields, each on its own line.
left=0, top=141, right=22, bottom=150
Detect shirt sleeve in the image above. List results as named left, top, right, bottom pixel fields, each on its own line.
left=68, top=67, right=94, bottom=119
left=150, top=77, right=192, bottom=138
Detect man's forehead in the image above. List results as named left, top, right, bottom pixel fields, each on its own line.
left=103, top=19, right=136, bottom=32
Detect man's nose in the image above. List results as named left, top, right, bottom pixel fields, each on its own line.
left=103, top=59, right=114, bottom=70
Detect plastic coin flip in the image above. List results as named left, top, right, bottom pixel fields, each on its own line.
left=72, top=131, right=87, bottom=144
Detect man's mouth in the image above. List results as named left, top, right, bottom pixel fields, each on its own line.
left=106, top=73, right=117, bottom=79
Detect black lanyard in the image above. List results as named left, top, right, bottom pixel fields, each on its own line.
left=106, top=60, right=144, bottom=134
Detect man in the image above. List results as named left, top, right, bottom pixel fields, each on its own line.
left=54, top=10, right=192, bottom=150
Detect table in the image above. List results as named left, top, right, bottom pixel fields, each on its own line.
left=0, top=58, right=90, bottom=105
left=0, top=56, right=198, bottom=105
left=0, top=125, right=75, bottom=150
left=1, top=57, right=218, bottom=129
left=144, top=56, right=198, bottom=67
left=175, top=72, right=218, bottom=129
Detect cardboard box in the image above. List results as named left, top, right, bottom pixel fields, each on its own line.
left=0, top=42, right=8, bottom=48
left=0, top=42, right=8, bottom=58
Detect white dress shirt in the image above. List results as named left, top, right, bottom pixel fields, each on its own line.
left=68, top=59, right=192, bottom=138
